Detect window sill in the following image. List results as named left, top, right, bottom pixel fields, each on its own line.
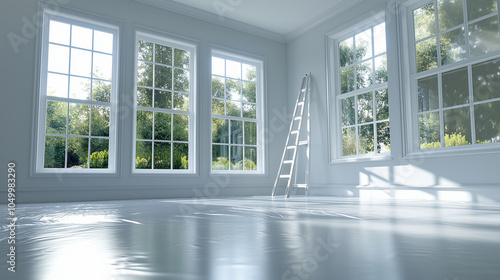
left=210, top=170, right=266, bottom=176
left=330, top=154, right=393, bottom=164
left=405, top=143, right=500, bottom=159
left=32, top=168, right=118, bottom=177
left=132, top=169, right=197, bottom=176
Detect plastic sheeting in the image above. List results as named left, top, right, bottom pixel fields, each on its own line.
left=1, top=196, right=500, bottom=279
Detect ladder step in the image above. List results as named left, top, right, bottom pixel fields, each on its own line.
left=286, top=146, right=296, bottom=149
left=299, top=140, right=308, bottom=146
left=283, top=160, right=293, bottom=164
left=280, top=175, right=291, bottom=179
left=293, top=184, right=308, bottom=188
left=297, top=102, right=304, bottom=106
left=294, top=116, right=302, bottom=121
left=291, top=130, right=299, bottom=134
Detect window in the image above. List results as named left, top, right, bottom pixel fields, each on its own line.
left=409, top=0, right=500, bottom=151
left=35, top=10, right=118, bottom=173
left=211, top=52, right=264, bottom=173
left=134, top=32, right=196, bottom=173
left=328, top=18, right=390, bottom=161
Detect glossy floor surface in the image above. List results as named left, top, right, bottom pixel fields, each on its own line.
left=2, top=196, right=500, bottom=280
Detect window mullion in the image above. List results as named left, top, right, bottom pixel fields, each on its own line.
left=438, top=73, right=445, bottom=147
left=468, top=63, right=477, bottom=145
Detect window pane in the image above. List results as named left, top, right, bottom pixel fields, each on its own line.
left=440, top=28, right=467, bottom=65
left=414, top=3, right=436, bottom=41
left=442, top=67, right=469, bottom=107
left=341, top=97, right=355, bottom=126
left=90, top=138, right=108, bottom=168
left=419, top=112, right=441, bottom=149
left=475, top=101, right=500, bottom=144
left=469, top=16, right=500, bottom=57
left=138, top=40, right=153, bottom=62
left=48, top=44, right=69, bottom=74
left=212, top=57, right=225, bottom=76
left=377, top=121, right=391, bottom=153
left=174, top=69, right=189, bottom=92
left=49, top=21, right=70, bottom=45
left=438, top=0, right=464, bottom=31
left=355, top=29, right=372, bottom=61
left=71, top=25, right=92, bottom=50
left=212, top=145, right=229, bottom=170
left=467, top=0, right=498, bottom=21
left=212, top=118, right=229, bottom=143
left=339, top=37, right=354, bottom=67
left=443, top=107, right=471, bottom=146
left=93, top=30, right=113, bottom=54
left=136, top=141, right=152, bottom=169
left=376, top=88, right=389, bottom=121
left=154, top=90, right=172, bottom=109
left=69, top=103, right=89, bottom=136
left=212, top=99, right=224, bottom=115
left=418, top=75, right=439, bottom=112
left=242, top=82, right=256, bottom=103
left=472, top=58, right=500, bottom=101
left=242, top=64, right=257, bottom=82
left=173, top=92, right=189, bottom=111
left=137, top=87, right=152, bottom=107
left=70, top=48, right=92, bottom=77
left=154, top=112, right=171, bottom=140
left=245, top=147, right=257, bottom=170
left=227, top=101, right=241, bottom=117
left=46, top=101, right=67, bottom=134
left=340, top=66, right=355, bottom=94
left=231, top=146, right=243, bottom=170
left=342, top=127, right=356, bottom=156
left=93, top=53, right=113, bottom=80
left=44, top=136, right=66, bottom=168
left=137, top=61, right=153, bottom=87
left=357, top=92, right=373, bottom=124
left=231, top=120, right=243, bottom=144
left=67, top=137, right=88, bottom=168
left=154, top=142, right=171, bottom=169
left=155, top=65, right=173, bottom=90
left=156, top=44, right=172, bottom=65
left=357, top=60, right=373, bottom=89
left=136, top=110, right=153, bottom=139
left=374, top=23, right=386, bottom=55
left=69, top=76, right=90, bottom=100
left=174, top=49, right=189, bottom=68
left=375, top=55, right=387, bottom=83
left=92, top=80, right=111, bottom=103
left=245, top=121, right=257, bottom=145
left=47, top=73, right=68, bottom=98
left=212, top=76, right=225, bottom=98
left=359, top=124, right=374, bottom=154
left=173, top=114, right=189, bottom=141
left=173, top=143, right=189, bottom=169
left=226, top=60, right=241, bottom=79
left=416, top=37, right=438, bottom=72
left=91, top=105, right=110, bottom=137
left=243, top=103, right=256, bottom=119
left=226, top=78, right=241, bottom=100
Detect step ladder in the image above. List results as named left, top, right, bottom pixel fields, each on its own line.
left=272, top=73, right=311, bottom=198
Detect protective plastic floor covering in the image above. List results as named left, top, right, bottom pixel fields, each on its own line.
left=2, top=196, right=500, bottom=280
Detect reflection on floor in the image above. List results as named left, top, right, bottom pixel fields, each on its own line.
left=2, top=196, right=500, bottom=280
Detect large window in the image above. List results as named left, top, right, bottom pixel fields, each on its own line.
left=133, top=32, right=196, bottom=173
left=211, top=52, right=264, bottom=173
left=35, top=10, right=118, bottom=173
left=409, top=0, right=500, bottom=151
left=329, top=18, right=390, bottom=161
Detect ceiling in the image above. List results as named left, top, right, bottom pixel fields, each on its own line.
left=135, top=0, right=363, bottom=42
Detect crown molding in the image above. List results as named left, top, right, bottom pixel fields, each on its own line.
left=131, top=0, right=287, bottom=43
left=285, top=0, right=365, bottom=42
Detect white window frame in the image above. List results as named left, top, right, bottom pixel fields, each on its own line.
left=132, top=31, right=197, bottom=174
left=34, top=9, right=119, bottom=174
left=401, top=0, right=500, bottom=157
left=210, top=50, right=265, bottom=174
left=326, top=11, right=391, bottom=163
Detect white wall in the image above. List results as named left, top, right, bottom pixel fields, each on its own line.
left=287, top=0, right=500, bottom=204
left=0, top=0, right=288, bottom=203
